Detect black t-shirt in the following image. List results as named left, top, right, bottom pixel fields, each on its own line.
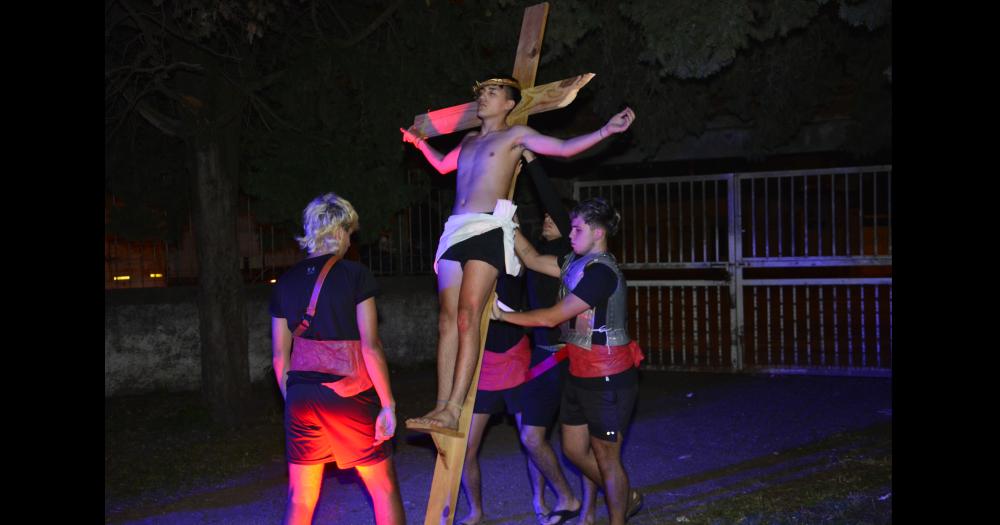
left=269, top=255, right=379, bottom=385
left=526, top=237, right=572, bottom=347
left=558, top=254, right=619, bottom=346
left=269, top=254, right=379, bottom=339
left=486, top=272, right=526, bottom=353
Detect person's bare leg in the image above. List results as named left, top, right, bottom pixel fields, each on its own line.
left=284, top=463, right=324, bottom=525
left=591, top=433, right=630, bottom=525
left=355, top=458, right=406, bottom=525
left=580, top=469, right=599, bottom=525
left=408, top=259, right=462, bottom=424
left=560, top=424, right=604, bottom=487
left=525, top=448, right=550, bottom=520
left=517, top=416, right=580, bottom=523
left=458, top=413, right=491, bottom=524
left=420, top=259, right=498, bottom=430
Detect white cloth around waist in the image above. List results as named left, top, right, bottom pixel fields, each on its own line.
left=433, top=199, right=522, bottom=276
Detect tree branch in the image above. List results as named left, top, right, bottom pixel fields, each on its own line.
left=134, top=98, right=185, bottom=137
left=330, top=0, right=402, bottom=49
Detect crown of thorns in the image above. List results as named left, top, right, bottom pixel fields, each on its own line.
left=472, top=78, right=521, bottom=95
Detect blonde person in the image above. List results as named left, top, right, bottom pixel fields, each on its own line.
left=270, top=193, right=404, bottom=525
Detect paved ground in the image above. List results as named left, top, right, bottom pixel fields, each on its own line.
left=105, top=370, right=892, bottom=524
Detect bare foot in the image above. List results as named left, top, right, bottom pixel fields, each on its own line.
left=405, top=403, right=463, bottom=437
left=420, top=404, right=460, bottom=431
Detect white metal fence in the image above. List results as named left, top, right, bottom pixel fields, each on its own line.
left=576, top=166, right=892, bottom=376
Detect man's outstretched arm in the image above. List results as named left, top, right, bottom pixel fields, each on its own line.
left=518, top=107, right=636, bottom=158
left=514, top=229, right=561, bottom=278
left=493, top=292, right=591, bottom=328
left=400, top=126, right=461, bottom=174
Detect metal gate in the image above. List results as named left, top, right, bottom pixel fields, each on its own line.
left=575, top=166, right=892, bottom=376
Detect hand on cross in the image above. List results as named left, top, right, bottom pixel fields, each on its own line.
left=603, top=107, right=637, bottom=136
left=399, top=125, right=426, bottom=147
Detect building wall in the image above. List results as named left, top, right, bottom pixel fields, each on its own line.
left=105, top=276, right=440, bottom=397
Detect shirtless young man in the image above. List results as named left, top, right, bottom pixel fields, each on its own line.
left=400, top=75, right=636, bottom=433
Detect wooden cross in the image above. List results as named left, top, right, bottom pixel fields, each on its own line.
left=407, top=3, right=594, bottom=525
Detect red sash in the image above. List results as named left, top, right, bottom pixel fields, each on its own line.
left=288, top=254, right=373, bottom=398
left=567, top=340, right=645, bottom=378
left=478, top=335, right=531, bottom=391
left=290, top=337, right=374, bottom=398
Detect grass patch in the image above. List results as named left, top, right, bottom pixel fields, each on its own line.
left=105, top=383, right=286, bottom=505
left=647, top=424, right=892, bottom=525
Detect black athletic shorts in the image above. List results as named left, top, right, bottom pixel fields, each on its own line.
left=560, top=371, right=638, bottom=442
left=520, top=345, right=568, bottom=427
left=439, top=227, right=505, bottom=273
left=474, top=381, right=525, bottom=415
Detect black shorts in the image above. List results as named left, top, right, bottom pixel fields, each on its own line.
left=560, top=374, right=638, bottom=442
left=439, top=227, right=505, bottom=272
left=474, top=382, right=525, bottom=415
left=520, top=345, right=568, bottom=427
left=285, top=384, right=392, bottom=468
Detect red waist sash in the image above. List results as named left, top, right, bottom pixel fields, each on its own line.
left=566, top=340, right=645, bottom=378
left=290, top=337, right=373, bottom=397
left=478, top=335, right=531, bottom=391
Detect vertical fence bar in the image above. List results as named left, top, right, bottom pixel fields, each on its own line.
left=701, top=181, right=708, bottom=262
left=816, top=175, right=823, bottom=256
left=655, top=183, right=662, bottom=262
left=843, top=173, right=850, bottom=256
left=703, top=286, right=710, bottom=365
left=753, top=287, right=759, bottom=365
left=875, top=286, right=881, bottom=367
left=751, top=179, right=757, bottom=257
left=830, top=173, right=836, bottom=256
left=632, top=184, right=638, bottom=263
left=804, top=176, right=810, bottom=256
left=805, top=287, right=812, bottom=365
left=692, top=287, right=700, bottom=365
left=791, top=177, right=796, bottom=257
left=764, top=178, right=770, bottom=257
left=765, top=287, right=773, bottom=365
left=846, top=287, right=854, bottom=367
left=657, top=287, right=664, bottom=366
left=858, top=172, right=864, bottom=256
left=861, top=286, right=867, bottom=368
left=873, top=172, right=879, bottom=256
left=669, top=286, right=676, bottom=365
left=778, top=286, right=785, bottom=365
left=792, top=287, right=798, bottom=366
left=714, top=180, right=721, bottom=261
left=716, top=286, right=723, bottom=365
left=680, top=286, right=687, bottom=365
left=888, top=171, right=892, bottom=256
left=666, top=182, right=673, bottom=262
left=819, top=286, right=826, bottom=366
left=832, top=287, right=840, bottom=366
left=777, top=176, right=783, bottom=257
left=643, top=184, right=649, bottom=264
left=729, top=173, right=744, bottom=370
left=689, top=181, right=696, bottom=263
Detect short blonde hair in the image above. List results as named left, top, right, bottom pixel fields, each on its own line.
left=296, top=193, right=359, bottom=255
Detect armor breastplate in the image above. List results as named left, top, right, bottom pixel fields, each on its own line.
left=558, top=252, right=630, bottom=350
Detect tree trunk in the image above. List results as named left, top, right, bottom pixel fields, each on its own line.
left=171, top=40, right=252, bottom=426
left=190, top=122, right=250, bottom=426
